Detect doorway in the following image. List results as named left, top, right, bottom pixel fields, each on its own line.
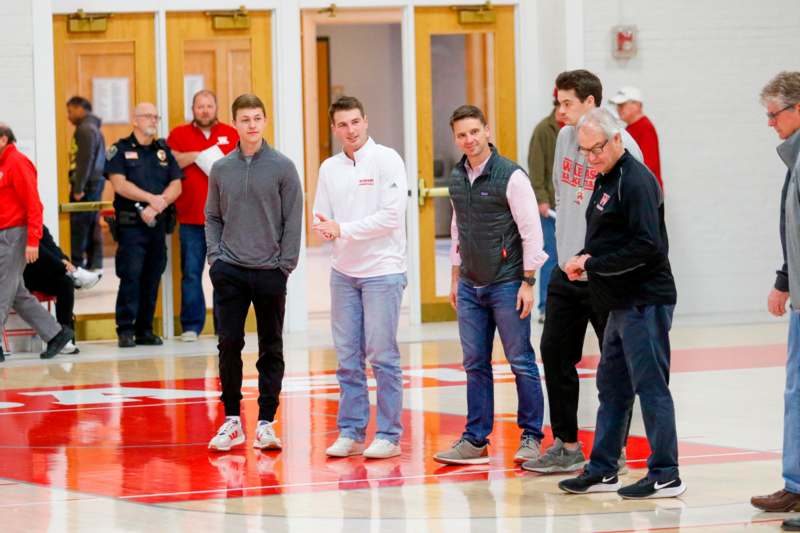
left=165, top=10, right=274, bottom=335
left=301, top=9, right=406, bottom=319
left=415, top=5, right=518, bottom=322
left=53, top=12, right=157, bottom=339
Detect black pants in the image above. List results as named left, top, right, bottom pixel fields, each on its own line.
left=115, top=224, right=167, bottom=336
left=540, top=267, right=609, bottom=443
left=23, top=263, right=74, bottom=330
left=69, top=181, right=105, bottom=270
left=210, top=260, right=286, bottom=421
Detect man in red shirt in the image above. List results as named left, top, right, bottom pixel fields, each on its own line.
left=610, top=86, right=662, bottom=188
left=167, top=90, right=238, bottom=342
left=0, top=123, right=73, bottom=361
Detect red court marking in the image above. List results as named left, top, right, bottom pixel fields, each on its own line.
left=0, top=373, right=781, bottom=504
left=576, top=343, right=788, bottom=375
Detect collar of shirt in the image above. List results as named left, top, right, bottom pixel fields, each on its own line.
left=342, top=137, right=376, bottom=165
left=466, top=151, right=492, bottom=183
left=191, top=121, right=221, bottom=136
left=778, top=127, right=800, bottom=170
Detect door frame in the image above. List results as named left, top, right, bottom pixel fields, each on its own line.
left=300, top=7, right=422, bottom=325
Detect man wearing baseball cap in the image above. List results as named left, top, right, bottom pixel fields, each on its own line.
left=610, top=86, right=662, bottom=188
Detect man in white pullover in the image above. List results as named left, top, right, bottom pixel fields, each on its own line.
left=313, top=96, right=408, bottom=459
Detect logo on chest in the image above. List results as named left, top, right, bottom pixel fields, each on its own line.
left=596, top=192, right=611, bottom=211
left=358, top=177, right=375, bottom=187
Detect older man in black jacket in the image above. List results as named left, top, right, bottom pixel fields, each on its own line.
left=558, top=108, right=683, bottom=500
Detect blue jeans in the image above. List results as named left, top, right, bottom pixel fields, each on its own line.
left=586, top=304, right=679, bottom=481
left=538, top=214, right=557, bottom=313
left=330, top=269, right=406, bottom=444
left=179, top=224, right=207, bottom=334
left=785, top=311, right=800, bottom=493
left=457, top=279, right=545, bottom=445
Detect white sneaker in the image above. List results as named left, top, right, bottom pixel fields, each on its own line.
left=208, top=418, right=245, bottom=451
left=326, top=436, right=365, bottom=457
left=60, top=341, right=79, bottom=354
left=253, top=421, right=282, bottom=450
left=71, top=267, right=101, bottom=290
left=363, top=439, right=401, bottom=459
left=180, top=330, right=198, bottom=342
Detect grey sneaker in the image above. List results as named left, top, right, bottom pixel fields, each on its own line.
left=618, top=447, right=629, bottom=475
left=521, top=438, right=587, bottom=473
left=514, top=435, right=542, bottom=463
left=433, top=438, right=489, bottom=465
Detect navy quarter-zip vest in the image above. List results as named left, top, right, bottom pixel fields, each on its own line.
left=449, top=146, right=524, bottom=286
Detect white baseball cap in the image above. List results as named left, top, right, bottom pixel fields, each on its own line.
left=609, top=86, right=643, bottom=104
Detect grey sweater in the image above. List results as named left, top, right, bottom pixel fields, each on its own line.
left=779, top=129, right=800, bottom=307
left=553, top=125, right=643, bottom=271
left=205, top=140, right=303, bottom=275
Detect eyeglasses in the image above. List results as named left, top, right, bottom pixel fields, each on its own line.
left=578, top=139, right=609, bottom=157
left=135, top=113, right=161, bottom=121
left=766, top=104, right=796, bottom=121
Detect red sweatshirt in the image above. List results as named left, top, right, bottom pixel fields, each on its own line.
left=0, top=143, right=44, bottom=246
left=626, top=115, right=662, bottom=189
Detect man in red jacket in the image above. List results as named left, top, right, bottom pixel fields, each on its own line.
left=167, top=90, right=238, bottom=342
left=0, top=123, right=73, bottom=362
left=610, top=86, right=662, bottom=188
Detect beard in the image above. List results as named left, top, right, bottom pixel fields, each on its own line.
left=194, top=116, right=218, bottom=128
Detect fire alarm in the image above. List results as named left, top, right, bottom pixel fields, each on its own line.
left=612, top=25, right=638, bottom=59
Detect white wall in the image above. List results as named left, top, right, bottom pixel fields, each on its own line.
left=580, top=0, right=799, bottom=319
left=318, top=23, right=404, bottom=155
left=0, top=3, right=34, bottom=144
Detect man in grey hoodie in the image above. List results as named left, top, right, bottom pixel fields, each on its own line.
left=523, top=70, right=643, bottom=475
left=750, top=72, right=800, bottom=526
left=205, top=93, right=303, bottom=452
left=67, top=96, right=106, bottom=273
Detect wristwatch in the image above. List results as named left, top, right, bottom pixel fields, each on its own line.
left=522, top=275, right=536, bottom=287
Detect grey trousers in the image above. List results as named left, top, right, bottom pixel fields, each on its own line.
left=0, top=226, right=61, bottom=342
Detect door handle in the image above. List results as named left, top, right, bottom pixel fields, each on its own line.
left=418, top=178, right=450, bottom=207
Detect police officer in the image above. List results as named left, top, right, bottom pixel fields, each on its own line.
left=106, top=102, right=182, bottom=348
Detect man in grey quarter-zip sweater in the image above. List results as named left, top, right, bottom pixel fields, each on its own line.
left=205, top=93, right=303, bottom=453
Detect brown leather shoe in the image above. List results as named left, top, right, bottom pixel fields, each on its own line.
left=751, top=489, right=800, bottom=512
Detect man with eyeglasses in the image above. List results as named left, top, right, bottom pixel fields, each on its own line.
left=558, top=107, right=682, bottom=499
left=105, top=102, right=182, bottom=348
left=750, top=72, right=800, bottom=529
left=523, top=70, right=643, bottom=476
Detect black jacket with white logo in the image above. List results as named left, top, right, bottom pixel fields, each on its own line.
left=582, top=150, right=677, bottom=310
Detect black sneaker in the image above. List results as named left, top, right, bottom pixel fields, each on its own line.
left=784, top=517, right=800, bottom=531
left=118, top=332, right=136, bottom=348
left=0, top=345, right=5, bottom=363
left=558, top=470, right=621, bottom=494
left=618, top=476, right=686, bottom=499
left=41, top=326, right=73, bottom=359
left=135, top=332, right=163, bottom=346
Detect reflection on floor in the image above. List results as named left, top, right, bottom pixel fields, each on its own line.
left=0, top=319, right=795, bottom=531
left=73, top=241, right=426, bottom=317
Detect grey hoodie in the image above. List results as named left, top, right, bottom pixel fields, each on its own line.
left=552, top=124, right=644, bottom=271
left=779, top=128, right=800, bottom=307
left=205, top=140, right=303, bottom=275
left=70, top=113, right=105, bottom=195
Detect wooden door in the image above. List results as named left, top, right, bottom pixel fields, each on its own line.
left=165, top=11, right=273, bottom=139
left=165, top=11, right=274, bottom=334
left=415, top=6, right=517, bottom=322
left=53, top=13, right=157, bottom=339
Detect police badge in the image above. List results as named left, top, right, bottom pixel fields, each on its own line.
left=157, top=149, right=167, bottom=162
